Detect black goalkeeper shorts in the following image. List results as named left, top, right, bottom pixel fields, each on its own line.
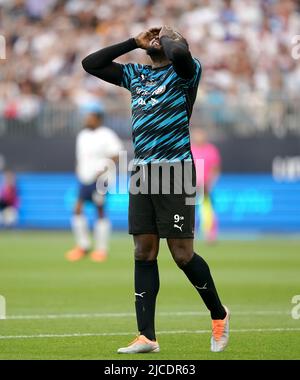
left=128, top=161, right=196, bottom=239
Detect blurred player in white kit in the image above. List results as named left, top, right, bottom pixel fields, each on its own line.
left=66, top=106, right=123, bottom=262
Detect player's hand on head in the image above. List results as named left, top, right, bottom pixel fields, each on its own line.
left=135, top=27, right=161, bottom=50
left=159, top=25, right=183, bottom=41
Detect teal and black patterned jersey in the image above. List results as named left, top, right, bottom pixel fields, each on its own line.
left=121, top=59, right=202, bottom=163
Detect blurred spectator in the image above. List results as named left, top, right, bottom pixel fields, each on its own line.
left=0, top=171, right=19, bottom=227
left=191, top=128, right=221, bottom=243
left=0, top=0, right=300, bottom=128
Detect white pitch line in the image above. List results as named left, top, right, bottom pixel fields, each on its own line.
left=0, top=327, right=300, bottom=340
left=5, top=310, right=290, bottom=320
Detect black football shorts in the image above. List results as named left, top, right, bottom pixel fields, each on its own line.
left=128, top=160, right=196, bottom=238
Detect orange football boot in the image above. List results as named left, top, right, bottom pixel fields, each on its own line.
left=65, top=247, right=86, bottom=262
left=90, top=250, right=107, bottom=262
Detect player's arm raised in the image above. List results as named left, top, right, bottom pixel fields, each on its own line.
left=81, top=39, right=137, bottom=85
left=81, top=29, right=159, bottom=85
left=159, top=25, right=196, bottom=80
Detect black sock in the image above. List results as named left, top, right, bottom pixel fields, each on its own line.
left=135, top=260, right=159, bottom=341
left=181, top=253, right=226, bottom=320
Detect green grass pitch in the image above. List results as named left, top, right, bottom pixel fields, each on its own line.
left=0, top=231, right=299, bottom=360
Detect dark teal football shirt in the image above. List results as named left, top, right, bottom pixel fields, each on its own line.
left=120, top=58, right=202, bottom=163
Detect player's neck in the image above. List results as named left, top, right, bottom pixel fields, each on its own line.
left=151, top=57, right=171, bottom=69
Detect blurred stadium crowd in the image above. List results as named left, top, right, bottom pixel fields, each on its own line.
left=0, top=0, right=300, bottom=134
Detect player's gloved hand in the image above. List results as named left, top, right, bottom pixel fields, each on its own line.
left=135, top=27, right=161, bottom=50
left=159, top=25, right=183, bottom=41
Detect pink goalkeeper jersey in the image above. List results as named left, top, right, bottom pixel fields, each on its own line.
left=0, top=184, right=18, bottom=207
left=191, top=143, right=221, bottom=188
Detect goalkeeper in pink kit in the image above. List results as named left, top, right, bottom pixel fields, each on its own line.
left=191, top=128, right=221, bottom=243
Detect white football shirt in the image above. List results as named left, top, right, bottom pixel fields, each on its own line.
left=76, top=126, right=123, bottom=185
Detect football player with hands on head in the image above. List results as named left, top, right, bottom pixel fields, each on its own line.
left=82, top=25, right=230, bottom=354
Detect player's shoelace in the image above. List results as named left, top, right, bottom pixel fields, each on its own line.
left=212, top=319, right=225, bottom=341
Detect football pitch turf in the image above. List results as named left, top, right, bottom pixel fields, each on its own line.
left=0, top=231, right=299, bottom=360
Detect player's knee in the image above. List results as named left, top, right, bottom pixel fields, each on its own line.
left=168, top=241, right=193, bottom=267
left=74, top=202, right=82, bottom=215
left=134, top=240, right=158, bottom=261
left=97, top=206, right=104, bottom=219
left=172, top=250, right=192, bottom=267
